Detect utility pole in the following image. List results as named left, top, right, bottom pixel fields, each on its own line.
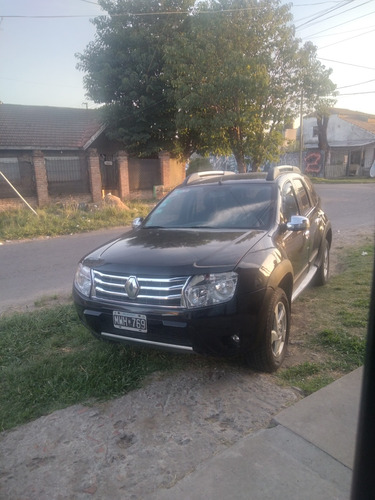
left=299, top=89, right=304, bottom=170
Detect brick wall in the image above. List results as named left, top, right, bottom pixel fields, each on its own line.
left=87, top=148, right=102, bottom=203
left=116, top=151, right=130, bottom=199
left=32, top=150, right=49, bottom=207
left=0, top=149, right=185, bottom=210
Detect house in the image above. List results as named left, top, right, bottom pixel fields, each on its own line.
left=0, top=103, right=185, bottom=209
left=303, top=108, right=375, bottom=177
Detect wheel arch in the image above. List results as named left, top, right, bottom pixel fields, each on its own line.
left=267, top=260, right=294, bottom=305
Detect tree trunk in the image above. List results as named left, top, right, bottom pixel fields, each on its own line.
left=235, top=154, right=247, bottom=173
left=230, top=127, right=247, bottom=173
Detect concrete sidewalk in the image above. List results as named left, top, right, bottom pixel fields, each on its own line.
left=156, top=367, right=363, bottom=500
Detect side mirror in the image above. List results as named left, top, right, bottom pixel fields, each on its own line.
left=287, top=215, right=310, bottom=231
left=132, top=217, right=144, bottom=229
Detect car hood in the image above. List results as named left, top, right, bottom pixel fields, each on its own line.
left=83, top=228, right=268, bottom=275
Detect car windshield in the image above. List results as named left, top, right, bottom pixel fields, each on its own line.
left=144, top=183, right=274, bottom=230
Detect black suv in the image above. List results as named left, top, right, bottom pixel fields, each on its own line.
left=73, top=166, right=331, bottom=372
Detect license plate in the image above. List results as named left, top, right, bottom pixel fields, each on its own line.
left=113, top=311, right=147, bottom=333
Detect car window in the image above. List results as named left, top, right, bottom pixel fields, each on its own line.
left=144, top=183, right=274, bottom=229
left=302, top=176, right=319, bottom=206
left=293, top=179, right=312, bottom=216
left=281, top=181, right=299, bottom=222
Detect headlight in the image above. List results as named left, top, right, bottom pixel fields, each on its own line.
left=74, top=263, right=92, bottom=297
left=183, top=272, right=238, bottom=308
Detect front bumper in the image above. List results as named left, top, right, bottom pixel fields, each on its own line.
left=73, top=287, right=264, bottom=357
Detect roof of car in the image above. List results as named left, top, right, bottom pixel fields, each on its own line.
left=183, top=166, right=302, bottom=186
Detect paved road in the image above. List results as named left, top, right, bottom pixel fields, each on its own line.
left=0, top=184, right=374, bottom=314
left=0, top=227, right=127, bottom=313
left=316, top=183, right=374, bottom=233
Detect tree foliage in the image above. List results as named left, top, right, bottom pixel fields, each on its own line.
left=165, top=0, right=336, bottom=171
left=77, top=0, right=336, bottom=169
left=77, top=0, right=193, bottom=157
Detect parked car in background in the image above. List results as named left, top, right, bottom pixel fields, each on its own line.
left=73, top=166, right=332, bottom=372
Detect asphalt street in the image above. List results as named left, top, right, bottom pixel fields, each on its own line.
left=0, top=183, right=374, bottom=314
left=0, top=226, right=126, bottom=313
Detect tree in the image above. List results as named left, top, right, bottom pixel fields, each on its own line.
left=78, top=0, right=336, bottom=169
left=77, top=0, right=194, bottom=157
left=165, top=0, right=336, bottom=171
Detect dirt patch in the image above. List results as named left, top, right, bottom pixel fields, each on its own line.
left=0, top=366, right=299, bottom=499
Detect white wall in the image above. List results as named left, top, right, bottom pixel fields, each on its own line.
left=303, top=114, right=375, bottom=148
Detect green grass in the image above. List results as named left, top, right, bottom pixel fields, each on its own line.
left=311, top=177, right=375, bottom=184
left=278, top=362, right=335, bottom=395
left=0, top=201, right=154, bottom=241
left=277, top=242, right=373, bottom=395
left=0, top=305, right=188, bottom=431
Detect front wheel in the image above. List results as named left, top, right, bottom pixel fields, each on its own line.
left=246, top=288, right=290, bottom=373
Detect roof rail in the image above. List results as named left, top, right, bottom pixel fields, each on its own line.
left=266, top=165, right=301, bottom=181
left=184, top=170, right=234, bottom=185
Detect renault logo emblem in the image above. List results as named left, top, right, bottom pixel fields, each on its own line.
left=125, top=276, right=140, bottom=299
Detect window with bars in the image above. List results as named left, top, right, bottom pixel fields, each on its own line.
left=45, top=156, right=82, bottom=182
left=0, top=158, right=20, bottom=183
left=45, top=156, right=89, bottom=194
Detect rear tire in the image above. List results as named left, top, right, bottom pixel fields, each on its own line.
left=246, top=288, right=290, bottom=372
left=315, top=238, right=330, bottom=286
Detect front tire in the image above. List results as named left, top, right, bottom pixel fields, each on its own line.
left=246, top=288, right=290, bottom=372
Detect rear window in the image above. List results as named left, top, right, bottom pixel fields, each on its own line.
left=144, top=183, right=274, bottom=230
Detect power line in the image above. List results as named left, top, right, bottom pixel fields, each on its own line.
left=308, top=24, right=373, bottom=39
left=337, top=78, right=375, bottom=89
left=0, top=14, right=99, bottom=19
left=319, top=27, right=375, bottom=49
left=0, top=6, right=260, bottom=20
left=319, top=57, right=375, bottom=71
left=299, top=8, right=375, bottom=38
left=295, top=0, right=355, bottom=28
left=297, top=0, right=374, bottom=31
left=339, top=91, right=375, bottom=95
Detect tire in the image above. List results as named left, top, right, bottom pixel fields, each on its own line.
left=246, top=288, right=290, bottom=373
left=314, top=238, right=330, bottom=286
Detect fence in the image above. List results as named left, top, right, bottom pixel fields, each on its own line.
left=0, top=158, right=36, bottom=198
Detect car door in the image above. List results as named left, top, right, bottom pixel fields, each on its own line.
left=292, top=177, right=321, bottom=268
left=280, top=180, right=310, bottom=286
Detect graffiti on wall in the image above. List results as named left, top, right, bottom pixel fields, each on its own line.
left=304, top=150, right=325, bottom=176
left=267, top=149, right=326, bottom=176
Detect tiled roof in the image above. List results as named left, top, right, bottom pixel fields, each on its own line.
left=337, top=113, right=375, bottom=135
left=0, top=103, right=105, bottom=150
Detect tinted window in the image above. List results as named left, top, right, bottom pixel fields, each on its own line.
left=145, top=183, right=274, bottom=229
left=293, top=179, right=312, bottom=215
left=281, top=181, right=299, bottom=221
left=303, top=176, right=319, bottom=206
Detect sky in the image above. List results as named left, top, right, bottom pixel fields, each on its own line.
left=0, top=0, right=374, bottom=115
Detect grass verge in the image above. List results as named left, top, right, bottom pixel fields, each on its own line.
left=0, top=305, right=189, bottom=432
left=0, top=201, right=154, bottom=241
left=276, top=242, right=373, bottom=395
left=311, top=177, right=375, bottom=184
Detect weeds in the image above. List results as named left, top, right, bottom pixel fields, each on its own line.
left=0, top=202, right=153, bottom=241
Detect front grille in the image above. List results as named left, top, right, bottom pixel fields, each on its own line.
left=92, top=270, right=189, bottom=307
